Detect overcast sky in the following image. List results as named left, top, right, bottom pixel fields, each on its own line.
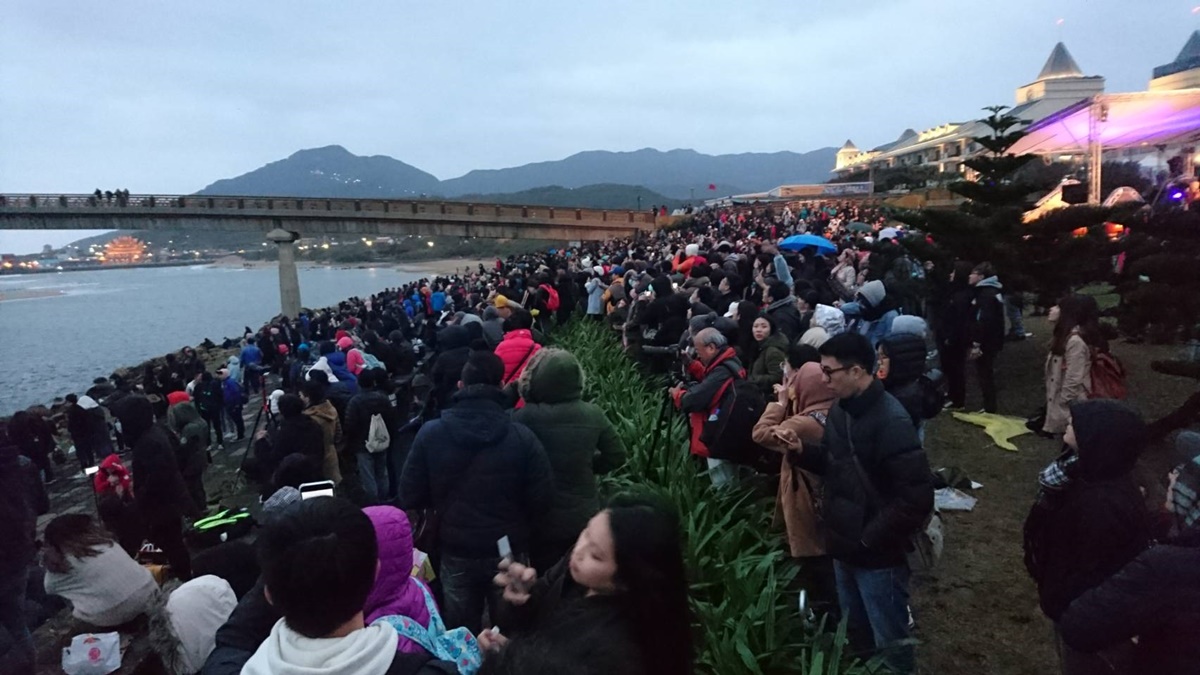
left=1, top=0, right=1193, bottom=253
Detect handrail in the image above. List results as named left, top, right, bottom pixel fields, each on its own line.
left=0, top=193, right=658, bottom=225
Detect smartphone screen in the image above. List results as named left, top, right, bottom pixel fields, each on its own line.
left=299, top=480, right=335, bottom=499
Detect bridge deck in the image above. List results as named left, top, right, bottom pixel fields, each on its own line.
left=0, top=194, right=663, bottom=240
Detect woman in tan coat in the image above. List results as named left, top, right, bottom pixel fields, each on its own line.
left=300, top=378, right=343, bottom=485
left=751, top=360, right=836, bottom=558
left=1043, top=294, right=1104, bottom=435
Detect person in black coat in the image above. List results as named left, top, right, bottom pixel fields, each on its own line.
left=937, top=261, right=975, bottom=409
left=429, top=325, right=472, bottom=415
left=1056, top=431, right=1200, bottom=675
left=250, top=393, right=324, bottom=494
left=344, top=368, right=402, bottom=505
left=9, top=409, right=56, bottom=483
left=876, top=332, right=930, bottom=430
left=967, top=262, right=1006, bottom=413
left=125, top=395, right=194, bottom=580
left=791, top=333, right=933, bottom=674
left=399, top=351, right=554, bottom=635
left=1023, top=399, right=1149, bottom=673
left=764, top=280, right=804, bottom=343
left=0, top=422, right=46, bottom=674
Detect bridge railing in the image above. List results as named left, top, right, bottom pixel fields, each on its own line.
left=0, top=194, right=659, bottom=226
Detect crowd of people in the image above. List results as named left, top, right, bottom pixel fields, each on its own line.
left=0, top=197, right=1197, bottom=674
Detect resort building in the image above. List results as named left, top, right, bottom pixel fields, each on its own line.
left=833, top=41, right=1106, bottom=180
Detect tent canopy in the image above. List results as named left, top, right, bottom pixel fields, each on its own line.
left=1008, top=90, right=1200, bottom=155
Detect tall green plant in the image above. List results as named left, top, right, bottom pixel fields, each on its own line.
left=555, top=320, right=879, bottom=674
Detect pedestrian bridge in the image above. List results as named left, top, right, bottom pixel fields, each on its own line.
left=0, top=193, right=659, bottom=241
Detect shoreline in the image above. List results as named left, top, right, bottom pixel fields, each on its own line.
left=4, top=254, right=489, bottom=416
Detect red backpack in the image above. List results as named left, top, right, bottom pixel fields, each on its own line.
left=1089, top=350, right=1127, bottom=400
left=539, top=284, right=561, bottom=312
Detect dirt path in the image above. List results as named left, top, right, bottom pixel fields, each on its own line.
left=912, top=315, right=1196, bottom=673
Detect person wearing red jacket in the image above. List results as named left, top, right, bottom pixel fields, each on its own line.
left=669, top=327, right=744, bottom=487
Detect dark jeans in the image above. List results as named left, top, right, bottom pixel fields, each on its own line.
left=201, top=410, right=224, bottom=445
left=243, top=365, right=262, bottom=394
left=356, top=451, right=389, bottom=504
left=943, top=346, right=967, bottom=408
left=834, top=560, right=914, bottom=675
left=0, top=566, right=33, bottom=674
left=226, top=406, right=245, bottom=440
left=975, top=350, right=998, bottom=413
left=146, top=516, right=192, bottom=581
left=440, top=554, right=504, bottom=635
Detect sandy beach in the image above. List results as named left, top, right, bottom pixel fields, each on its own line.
left=210, top=255, right=493, bottom=277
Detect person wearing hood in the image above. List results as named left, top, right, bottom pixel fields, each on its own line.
left=584, top=268, right=608, bottom=319
left=512, top=349, right=627, bottom=570
left=345, top=369, right=402, bottom=505
left=168, top=398, right=212, bottom=515
left=362, top=506, right=437, bottom=654
left=300, top=378, right=343, bottom=486
left=968, top=262, right=1006, bottom=413
left=210, top=498, right=458, bottom=675
left=225, top=356, right=242, bottom=387
left=126, top=394, right=194, bottom=580
left=9, top=409, right=56, bottom=484
left=875, top=332, right=932, bottom=432
left=747, top=314, right=790, bottom=396
left=494, top=309, right=542, bottom=389
left=325, top=348, right=359, bottom=394
left=399, top=351, right=554, bottom=634
left=850, top=279, right=898, bottom=348
left=1057, top=431, right=1200, bottom=675
left=634, top=276, right=690, bottom=349
left=93, top=453, right=144, bottom=556
left=429, top=325, right=473, bottom=415
left=1023, top=400, right=1150, bottom=673
left=218, top=367, right=247, bottom=443
left=752, top=361, right=836, bottom=562
left=65, top=393, right=112, bottom=470
left=481, top=305, right=506, bottom=348
left=763, top=280, right=804, bottom=343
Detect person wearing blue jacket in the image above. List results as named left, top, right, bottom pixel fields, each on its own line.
left=239, top=339, right=263, bottom=394
left=218, top=368, right=246, bottom=441
left=850, top=280, right=898, bottom=348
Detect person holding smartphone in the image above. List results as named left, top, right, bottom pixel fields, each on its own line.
left=480, top=494, right=693, bottom=675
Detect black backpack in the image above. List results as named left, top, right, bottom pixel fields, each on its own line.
left=699, top=364, right=777, bottom=474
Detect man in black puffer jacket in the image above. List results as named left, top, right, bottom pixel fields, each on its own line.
left=429, top=325, right=472, bottom=415
left=793, top=333, right=933, bottom=675
left=126, top=394, right=194, bottom=580
left=399, top=351, right=553, bottom=635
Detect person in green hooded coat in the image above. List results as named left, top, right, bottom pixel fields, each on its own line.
left=513, top=348, right=627, bottom=570
left=167, top=399, right=211, bottom=515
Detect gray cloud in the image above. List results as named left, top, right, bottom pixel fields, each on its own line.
left=0, top=0, right=1189, bottom=252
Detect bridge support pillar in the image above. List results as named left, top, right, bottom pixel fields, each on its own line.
left=266, top=228, right=301, bottom=318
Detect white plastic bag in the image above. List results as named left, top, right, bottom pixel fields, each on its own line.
left=62, top=632, right=122, bottom=675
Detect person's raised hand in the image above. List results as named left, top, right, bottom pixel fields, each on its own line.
left=494, top=559, right=537, bottom=606
left=477, top=628, right=509, bottom=652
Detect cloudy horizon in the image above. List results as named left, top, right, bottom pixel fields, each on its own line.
left=2, top=0, right=1195, bottom=252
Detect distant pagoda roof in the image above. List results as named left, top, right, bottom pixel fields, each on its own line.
left=1154, top=30, right=1200, bottom=80
left=839, top=139, right=858, bottom=151
left=1037, top=42, right=1084, bottom=81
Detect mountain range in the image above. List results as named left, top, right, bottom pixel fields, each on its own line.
left=197, top=145, right=837, bottom=201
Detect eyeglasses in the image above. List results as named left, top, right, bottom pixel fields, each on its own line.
left=821, top=365, right=850, bottom=378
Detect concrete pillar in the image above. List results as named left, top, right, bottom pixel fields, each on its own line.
left=267, top=227, right=301, bottom=318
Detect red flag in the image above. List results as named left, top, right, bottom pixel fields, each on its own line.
left=707, top=183, right=716, bottom=191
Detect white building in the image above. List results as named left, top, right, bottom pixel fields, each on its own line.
left=833, top=42, right=1105, bottom=180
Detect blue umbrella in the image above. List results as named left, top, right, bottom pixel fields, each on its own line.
left=779, top=233, right=836, bottom=254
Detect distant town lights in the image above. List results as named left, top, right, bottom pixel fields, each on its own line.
left=427, top=241, right=435, bottom=247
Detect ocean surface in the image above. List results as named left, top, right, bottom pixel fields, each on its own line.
left=0, top=265, right=425, bottom=415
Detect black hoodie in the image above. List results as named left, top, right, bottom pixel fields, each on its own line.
left=1023, top=399, right=1150, bottom=620
left=399, top=385, right=555, bottom=558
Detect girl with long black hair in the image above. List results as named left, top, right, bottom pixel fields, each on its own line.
left=1043, top=293, right=1106, bottom=435
left=481, top=493, right=694, bottom=675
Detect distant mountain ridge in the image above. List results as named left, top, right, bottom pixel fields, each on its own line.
left=196, top=145, right=836, bottom=201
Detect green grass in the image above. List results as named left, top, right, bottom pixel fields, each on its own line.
left=555, top=320, right=884, bottom=675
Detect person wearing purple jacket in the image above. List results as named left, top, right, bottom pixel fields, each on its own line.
left=362, top=506, right=434, bottom=654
